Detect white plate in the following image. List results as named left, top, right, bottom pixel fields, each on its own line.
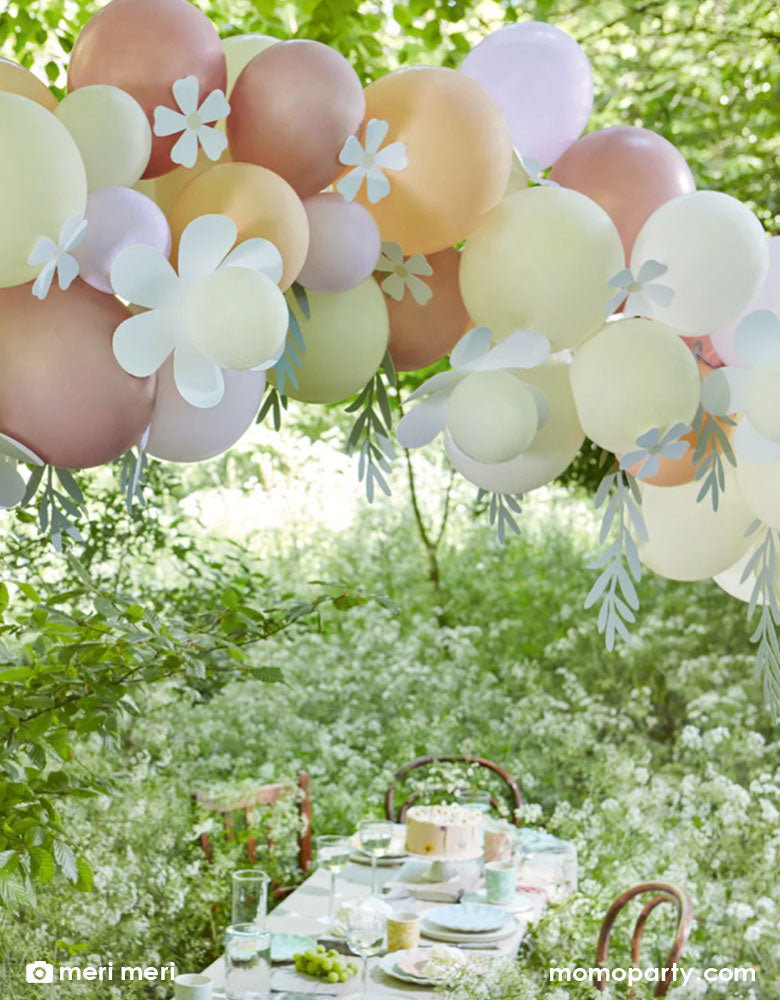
left=421, top=913, right=519, bottom=944
left=429, top=903, right=510, bottom=933
left=462, top=889, right=535, bottom=913
left=349, top=850, right=405, bottom=867
left=379, top=949, right=439, bottom=986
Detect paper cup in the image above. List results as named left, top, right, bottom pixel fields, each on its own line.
left=485, top=860, right=516, bottom=905
left=387, top=911, right=421, bottom=952
left=174, top=973, right=212, bottom=1000
left=484, top=829, right=513, bottom=863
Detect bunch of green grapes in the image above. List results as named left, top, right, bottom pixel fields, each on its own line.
left=293, top=944, right=359, bottom=983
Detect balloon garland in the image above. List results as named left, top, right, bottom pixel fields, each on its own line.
left=0, top=1, right=778, bottom=706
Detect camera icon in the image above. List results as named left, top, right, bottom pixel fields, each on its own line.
left=26, top=961, right=55, bottom=984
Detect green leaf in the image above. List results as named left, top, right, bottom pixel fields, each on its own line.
left=54, top=840, right=78, bottom=883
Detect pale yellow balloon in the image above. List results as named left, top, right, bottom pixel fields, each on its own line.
left=447, top=370, right=538, bottom=464
left=459, top=186, right=624, bottom=349
left=735, top=455, right=780, bottom=529
left=274, top=279, right=389, bottom=403
left=570, top=317, right=700, bottom=455
left=55, top=84, right=151, bottom=190
left=0, top=93, right=87, bottom=287
left=639, top=466, right=754, bottom=581
left=223, top=34, right=279, bottom=95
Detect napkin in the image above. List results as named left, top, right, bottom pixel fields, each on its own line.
left=421, top=943, right=469, bottom=980
left=325, top=896, right=393, bottom=937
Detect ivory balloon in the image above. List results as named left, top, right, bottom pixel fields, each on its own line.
left=711, top=237, right=780, bottom=368
left=714, top=547, right=780, bottom=604
left=56, top=85, right=151, bottom=189
left=0, top=57, right=56, bottom=110
left=273, top=279, right=389, bottom=404
left=445, top=354, right=584, bottom=493
left=549, top=126, right=695, bottom=259
left=148, top=358, right=265, bottom=463
left=570, top=318, right=701, bottom=455
left=168, top=163, right=309, bottom=290
left=459, top=186, right=624, bottom=349
left=735, top=455, right=780, bottom=530
left=630, top=191, right=769, bottom=335
left=67, top=0, right=226, bottom=179
left=638, top=466, right=754, bottom=581
left=0, top=281, right=155, bottom=468
left=223, top=34, right=278, bottom=95
left=298, top=194, right=381, bottom=295
left=355, top=67, right=512, bottom=255
left=447, top=371, right=539, bottom=464
left=228, top=41, right=365, bottom=199
left=386, top=247, right=471, bottom=372
left=0, top=93, right=87, bottom=288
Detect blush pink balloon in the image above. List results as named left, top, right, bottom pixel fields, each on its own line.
left=681, top=335, right=722, bottom=369
left=0, top=281, right=155, bottom=468
left=550, top=126, right=695, bottom=259
left=73, top=187, right=171, bottom=294
left=298, top=193, right=381, bottom=294
left=148, top=358, right=266, bottom=463
left=710, top=236, right=780, bottom=368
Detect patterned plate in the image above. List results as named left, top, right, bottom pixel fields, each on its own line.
left=429, top=902, right=511, bottom=933
left=421, top=913, right=519, bottom=944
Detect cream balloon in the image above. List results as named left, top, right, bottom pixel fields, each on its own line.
left=746, top=361, right=780, bottom=444
left=638, top=467, right=754, bottom=581
left=274, top=279, right=389, bottom=404
left=714, top=546, right=780, bottom=604
left=188, top=267, right=288, bottom=370
left=735, top=455, right=780, bottom=530
left=570, top=318, right=700, bottom=455
left=445, top=354, right=584, bottom=493
left=223, top=34, right=279, bottom=94
left=447, top=370, right=539, bottom=464
left=630, top=191, right=769, bottom=335
left=0, top=93, right=87, bottom=287
left=55, top=85, right=151, bottom=190
left=459, top=186, right=624, bottom=349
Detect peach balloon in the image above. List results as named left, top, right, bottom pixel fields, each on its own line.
left=382, top=248, right=471, bottom=371
left=0, top=281, right=155, bottom=468
left=67, top=0, right=226, bottom=179
left=355, top=67, right=512, bottom=255
left=228, top=41, right=365, bottom=199
left=0, top=57, right=56, bottom=111
left=167, top=163, right=309, bottom=290
left=550, top=126, right=695, bottom=259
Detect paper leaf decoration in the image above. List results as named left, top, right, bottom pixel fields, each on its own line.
left=345, top=352, right=397, bottom=502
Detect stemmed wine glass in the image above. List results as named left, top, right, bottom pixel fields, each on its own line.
left=357, top=818, right=393, bottom=894
left=345, top=903, right=386, bottom=999
left=315, top=834, right=352, bottom=924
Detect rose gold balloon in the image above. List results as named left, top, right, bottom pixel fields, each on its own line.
left=67, top=0, right=226, bottom=179
left=550, top=126, right=695, bottom=259
left=227, top=41, right=365, bottom=199
left=0, top=281, right=155, bottom=468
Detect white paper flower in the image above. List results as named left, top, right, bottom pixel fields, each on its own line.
left=605, top=260, right=674, bottom=317
left=111, top=214, right=284, bottom=409
left=28, top=214, right=88, bottom=301
left=375, top=242, right=432, bottom=304
left=336, top=119, right=408, bottom=204
left=0, top=433, right=43, bottom=510
left=619, top=423, right=691, bottom=480
left=153, top=76, right=230, bottom=169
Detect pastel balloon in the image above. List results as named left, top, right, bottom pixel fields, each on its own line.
left=0, top=281, right=155, bottom=468
left=570, top=318, right=701, bottom=455
left=223, top=34, right=278, bottom=95
left=168, top=163, right=309, bottom=290
left=630, top=191, right=769, bottom=335
left=0, top=93, right=87, bottom=288
left=460, top=22, right=593, bottom=169
left=549, top=126, right=695, bottom=259
left=135, top=149, right=222, bottom=217
left=228, top=41, right=365, bottom=200
left=55, top=85, right=151, bottom=190
left=447, top=371, right=539, bottom=464
left=681, top=334, right=722, bottom=369
left=354, top=67, right=512, bottom=255
left=67, top=0, right=226, bottom=179
left=0, top=57, right=56, bottom=110
left=298, top=194, right=381, bottom=295
left=714, top=547, right=780, bottom=604
left=735, top=456, right=780, bottom=529
left=385, top=248, right=471, bottom=372
left=460, top=186, right=624, bottom=349
left=638, top=466, right=753, bottom=581
left=73, top=187, right=171, bottom=294
left=711, top=237, right=780, bottom=368
left=148, top=357, right=265, bottom=463
left=274, top=279, right=389, bottom=404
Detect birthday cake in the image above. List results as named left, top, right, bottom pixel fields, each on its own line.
left=405, top=804, right=482, bottom=859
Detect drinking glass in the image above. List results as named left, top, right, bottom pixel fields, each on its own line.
left=231, top=870, right=270, bottom=928
left=316, top=834, right=352, bottom=923
left=224, top=924, right=271, bottom=1000
left=357, top=819, right=393, bottom=894
left=454, top=788, right=492, bottom=814
left=345, top=904, right=386, bottom=999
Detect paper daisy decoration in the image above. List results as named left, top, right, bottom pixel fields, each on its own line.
left=337, top=119, right=408, bottom=204
left=28, top=214, right=88, bottom=301
left=376, top=242, right=432, bottom=304
left=153, top=75, right=230, bottom=169
left=619, top=423, right=692, bottom=480
left=605, top=260, right=674, bottom=318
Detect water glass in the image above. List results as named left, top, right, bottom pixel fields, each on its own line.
left=357, top=819, right=393, bottom=894
left=454, top=788, right=493, bottom=814
left=316, top=834, right=352, bottom=922
left=346, top=904, right=386, bottom=999
left=231, top=870, right=270, bottom=928
left=224, top=924, right=271, bottom=1000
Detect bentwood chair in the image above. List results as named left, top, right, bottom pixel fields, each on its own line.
left=595, top=882, right=694, bottom=997
left=385, top=754, right=522, bottom=825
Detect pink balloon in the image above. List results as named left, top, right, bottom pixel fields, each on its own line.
left=550, top=126, right=695, bottom=259
left=460, top=22, right=593, bottom=169
left=710, top=237, right=780, bottom=368
left=681, top=335, right=722, bottom=369
left=147, top=357, right=266, bottom=463
left=297, top=193, right=381, bottom=294
left=73, top=187, right=171, bottom=294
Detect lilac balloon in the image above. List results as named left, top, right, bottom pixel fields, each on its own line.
left=73, top=187, right=171, bottom=294
left=460, top=22, right=593, bottom=169
left=147, top=358, right=266, bottom=463
left=711, top=237, right=780, bottom=368
left=297, top=192, right=381, bottom=294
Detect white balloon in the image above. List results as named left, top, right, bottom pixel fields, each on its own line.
left=714, top=546, right=780, bottom=604
left=735, top=455, right=780, bottom=529
left=711, top=236, right=780, bottom=368
left=447, top=370, right=539, bottom=464
left=746, top=361, right=780, bottom=444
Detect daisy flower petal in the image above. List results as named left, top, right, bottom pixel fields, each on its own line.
left=173, top=338, right=225, bottom=409
left=172, top=75, right=200, bottom=116
left=365, top=167, right=391, bottom=204
left=380, top=273, right=406, bottom=301
left=27, top=237, right=56, bottom=268
left=153, top=106, right=187, bottom=138
left=222, top=238, right=283, bottom=284
left=197, top=124, right=228, bottom=163
left=407, top=274, right=433, bottom=306
left=178, top=214, right=238, bottom=283
left=376, top=141, right=408, bottom=171
left=472, top=328, right=550, bottom=372
left=450, top=327, right=494, bottom=370
left=31, top=262, right=56, bottom=301
left=336, top=168, right=366, bottom=203
left=377, top=242, right=404, bottom=271
left=636, top=259, right=668, bottom=283
left=644, top=283, right=674, bottom=308
left=338, top=135, right=365, bottom=167
left=0, top=460, right=25, bottom=510
left=198, top=89, right=230, bottom=123
left=604, top=290, right=627, bottom=316
left=396, top=394, right=448, bottom=448
left=364, top=118, right=389, bottom=154
left=639, top=453, right=661, bottom=480
left=170, top=129, right=200, bottom=169
left=56, top=253, right=80, bottom=291
left=405, top=254, right=433, bottom=277
left=113, top=309, right=177, bottom=377
left=111, top=244, right=179, bottom=309
left=607, top=268, right=633, bottom=289
left=60, top=214, right=88, bottom=249
left=624, top=291, right=647, bottom=316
